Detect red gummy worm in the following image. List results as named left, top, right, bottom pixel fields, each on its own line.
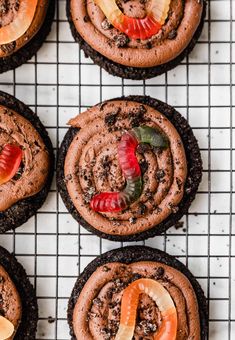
left=117, top=132, right=141, bottom=180
left=90, top=132, right=141, bottom=213
left=116, top=15, right=162, bottom=40
left=0, top=144, right=22, bottom=185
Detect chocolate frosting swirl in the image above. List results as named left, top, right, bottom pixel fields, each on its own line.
left=0, top=0, right=48, bottom=58
left=72, top=261, right=201, bottom=339
left=0, top=265, right=21, bottom=340
left=69, top=0, right=203, bottom=68
left=0, top=105, right=50, bottom=211
left=65, top=100, right=187, bottom=236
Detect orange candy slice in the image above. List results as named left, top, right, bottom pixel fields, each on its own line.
left=0, top=0, right=38, bottom=45
left=0, top=144, right=22, bottom=186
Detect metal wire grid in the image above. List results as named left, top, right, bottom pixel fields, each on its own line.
left=0, top=0, right=234, bottom=338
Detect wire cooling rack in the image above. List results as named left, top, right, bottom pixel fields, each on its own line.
left=0, top=0, right=234, bottom=339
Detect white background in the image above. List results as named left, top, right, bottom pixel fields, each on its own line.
left=0, top=0, right=234, bottom=339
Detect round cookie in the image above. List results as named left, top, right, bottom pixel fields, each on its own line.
left=57, top=96, right=202, bottom=241
left=66, top=0, right=206, bottom=80
left=0, top=91, right=54, bottom=233
left=68, top=246, right=208, bottom=339
left=0, top=245, right=38, bottom=339
left=0, top=0, right=55, bottom=74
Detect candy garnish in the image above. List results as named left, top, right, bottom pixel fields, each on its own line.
left=115, top=278, right=177, bottom=340
left=0, top=144, right=23, bottom=186
left=0, top=316, right=15, bottom=340
left=90, top=126, right=168, bottom=213
left=0, top=0, right=38, bottom=45
left=90, top=178, right=142, bottom=212
left=95, top=0, right=171, bottom=40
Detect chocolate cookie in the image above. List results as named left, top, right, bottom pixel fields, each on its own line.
left=68, top=246, right=208, bottom=339
left=66, top=0, right=206, bottom=80
left=0, top=245, right=38, bottom=339
left=0, top=0, right=55, bottom=74
left=57, top=96, right=202, bottom=241
left=0, top=91, right=54, bottom=233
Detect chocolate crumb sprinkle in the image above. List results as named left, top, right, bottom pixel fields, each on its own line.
left=156, top=169, right=166, bottom=181
left=174, top=221, right=184, bottom=230
left=48, top=316, right=55, bottom=324
left=156, top=266, right=164, bottom=277
left=168, top=29, right=177, bottom=40
left=137, top=203, right=147, bottom=216
left=93, top=297, right=103, bottom=307
left=101, top=18, right=112, bottom=30
left=129, top=217, right=137, bottom=224
left=102, top=265, right=111, bottom=272
left=105, top=110, right=119, bottom=127
left=83, top=15, right=89, bottom=23
left=114, top=33, right=129, bottom=47
left=168, top=203, right=179, bottom=213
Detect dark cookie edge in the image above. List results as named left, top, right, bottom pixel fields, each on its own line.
left=67, top=245, right=208, bottom=340
left=56, top=95, right=202, bottom=242
left=66, top=0, right=206, bottom=80
left=0, top=245, right=38, bottom=339
left=0, top=90, right=54, bottom=233
left=0, top=0, right=55, bottom=74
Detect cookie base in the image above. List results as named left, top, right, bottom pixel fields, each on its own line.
left=0, top=0, right=55, bottom=74
left=57, top=96, right=202, bottom=242
left=0, top=91, right=54, bottom=233
left=67, top=246, right=208, bottom=340
left=0, top=246, right=38, bottom=339
left=66, top=0, right=206, bottom=80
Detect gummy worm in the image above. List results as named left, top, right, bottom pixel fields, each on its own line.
left=0, top=144, right=22, bottom=186
left=95, top=0, right=171, bottom=40
left=90, top=126, right=168, bottom=213
left=115, top=278, right=177, bottom=340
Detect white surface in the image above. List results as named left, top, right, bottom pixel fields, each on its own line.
left=0, top=0, right=234, bottom=339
